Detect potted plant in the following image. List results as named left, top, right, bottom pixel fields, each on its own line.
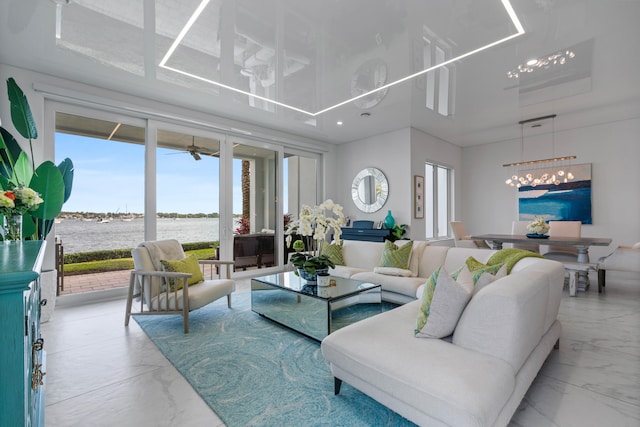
left=289, top=252, right=335, bottom=281
left=285, top=199, right=345, bottom=282
left=390, top=223, right=408, bottom=241
left=0, top=78, right=74, bottom=241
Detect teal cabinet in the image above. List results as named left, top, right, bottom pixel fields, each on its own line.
left=0, top=241, right=46, bottom=427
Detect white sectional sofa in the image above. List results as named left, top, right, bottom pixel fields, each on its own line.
left=331, top=239, right=498, bottom=304
left=322, top=239, right=566, bottom=427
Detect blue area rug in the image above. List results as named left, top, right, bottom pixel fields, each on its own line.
left=134, top=292, right=415, bottom=427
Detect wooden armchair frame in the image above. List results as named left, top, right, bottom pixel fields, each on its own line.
left=125, top=259, right=235, bottom=333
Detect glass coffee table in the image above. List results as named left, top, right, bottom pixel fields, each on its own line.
left=251, top=272, right=381, bottom=342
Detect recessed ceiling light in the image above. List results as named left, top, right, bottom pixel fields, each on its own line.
left=161, top=0, right=525, bottom=117
left=336, top=121, right=343, bottom=126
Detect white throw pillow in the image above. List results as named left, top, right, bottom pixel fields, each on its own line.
left=373, top=266, right=413, bottom=277
left=473, top=263, right=507, bottom=295
left=414, top=266, right=472, bottom=338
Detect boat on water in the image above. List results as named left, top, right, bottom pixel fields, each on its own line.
left=96, top=217, right=111, bottom=224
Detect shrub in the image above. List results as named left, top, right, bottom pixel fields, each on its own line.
left=63, top=241, right=219, bottom=264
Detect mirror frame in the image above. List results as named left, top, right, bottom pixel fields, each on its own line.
left=351, top=167, right=389, bottom=213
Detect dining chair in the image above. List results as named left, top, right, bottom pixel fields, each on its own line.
left=125, top=239, right=236, bottom=333
left=450, top=221, right=490, bottom=249
left=597, top=242, right=640, bottom=292
left=511, top=221, right=540, bottom=252
left=542, top=221, right=582, bottom=262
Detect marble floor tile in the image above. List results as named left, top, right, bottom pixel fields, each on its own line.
left=44, top=278, right=639, bottom=427
left=510, top=375, right=640, bottom=427
left=46, top=365, right=224, bottom=427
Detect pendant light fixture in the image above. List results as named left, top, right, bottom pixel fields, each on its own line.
left=504, top=114, right=576, bottom=188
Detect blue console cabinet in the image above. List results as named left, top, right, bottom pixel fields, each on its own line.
left=0, top=241, right=46, bottom=427
left=340, top=220, right=393, bottom=242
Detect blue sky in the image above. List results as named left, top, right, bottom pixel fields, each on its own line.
left=55, top=133, right=261, bottom=215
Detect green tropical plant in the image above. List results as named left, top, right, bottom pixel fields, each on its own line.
left=0, top=77, right=74, bottom=240
left=391, top=224, right=408, bottom=241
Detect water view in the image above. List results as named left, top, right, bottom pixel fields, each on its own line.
left=55, top=217, right=221, bottom=254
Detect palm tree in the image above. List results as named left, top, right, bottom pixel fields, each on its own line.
left=241, top=160, right=251, bottom=228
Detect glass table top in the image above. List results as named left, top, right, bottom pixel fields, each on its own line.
left=252, top=271, right=379, bottom=301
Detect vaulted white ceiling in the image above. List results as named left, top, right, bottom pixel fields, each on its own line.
left=1, top=0, right=639, bottom=146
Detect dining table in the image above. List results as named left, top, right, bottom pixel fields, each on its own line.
left=470, top=233, right=612, bottom=294
left=470, top=234, right=612, bottom=263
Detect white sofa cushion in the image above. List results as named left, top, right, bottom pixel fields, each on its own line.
left=340, top=240, right=385, bottom=269
left=329, top=265, right=368, bottom=278
left=351, top=271, right=426, bottom=298
left=321, top=301, right=516, bottom=427
left=453, top=267, right=554, bottom=373
left=373, top=266, right=413, bottom=277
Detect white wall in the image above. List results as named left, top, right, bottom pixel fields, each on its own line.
left=461, top=117, right=640, bottom=261
left=335, top=128, right=411, bottom=227
left=410, top=128, right=463, bottom=240
left=335, top=127, right=464, bottom=242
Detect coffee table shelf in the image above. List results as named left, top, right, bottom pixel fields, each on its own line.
left=251, top=272, right=381, bottom=342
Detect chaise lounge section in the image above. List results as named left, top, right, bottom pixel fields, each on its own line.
left=322, top=239, right=565, bottom=426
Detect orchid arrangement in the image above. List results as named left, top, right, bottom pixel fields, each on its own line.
left=285, top=199, right=345, bottom=274
left=285, top=199, right=345, bottom=253
left=527, top=216, right=550, bottom=235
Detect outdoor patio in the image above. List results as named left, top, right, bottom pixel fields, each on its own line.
left=60, top=270, right=131, bottom=295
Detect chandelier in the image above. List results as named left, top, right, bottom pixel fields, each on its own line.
left=504, top=115, right=576, bottom=188
left=507, top=49, right=576, bottom=79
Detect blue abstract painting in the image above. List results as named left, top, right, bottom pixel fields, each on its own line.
left=518, top=163, right=592, bottom=224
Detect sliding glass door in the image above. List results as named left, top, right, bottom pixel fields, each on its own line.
left=228, top=139, right=281, bottom=271
left=50, top=102, right=322, bottom=297
left=155, top=128, right=223, bottom=259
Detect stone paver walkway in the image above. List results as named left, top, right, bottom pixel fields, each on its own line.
left=60, top=270, right=130, bottom=296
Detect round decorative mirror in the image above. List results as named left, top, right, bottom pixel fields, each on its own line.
left=350, top=58, right=389, bottom=109
left=351, top=167, right=389, bottom=213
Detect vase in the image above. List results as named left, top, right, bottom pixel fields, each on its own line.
left=384, top=210, right=395, bottom=229
left=317, top=272, right=330, bottom=287
left=297, top=267, right=329, bottom=284
left=3, top=213, right=23, bottom=241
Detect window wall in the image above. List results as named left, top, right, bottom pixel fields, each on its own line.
left=51, top=103, right=322, bottom=283
left=155, top=128, right=222, bottom=248
left=425, top=162, right=453, bottom=239
left=54, top=112, right=146, bottom=254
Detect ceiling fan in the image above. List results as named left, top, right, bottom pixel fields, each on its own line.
left=169, top=137, right=215, bottom=161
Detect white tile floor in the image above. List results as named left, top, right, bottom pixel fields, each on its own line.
left=42, top=276, right=640, bottom=427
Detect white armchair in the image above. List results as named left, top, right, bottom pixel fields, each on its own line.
left=125, top=239, right=235, bottom=333
left=597, top=242, right=640, bottom=292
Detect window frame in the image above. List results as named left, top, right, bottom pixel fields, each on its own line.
left=424, top=161, right=453, bottom=239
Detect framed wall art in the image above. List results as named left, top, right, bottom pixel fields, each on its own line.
left=518, top=163, right=592, bottom=224
left=414, top=175, right=424, bottom=219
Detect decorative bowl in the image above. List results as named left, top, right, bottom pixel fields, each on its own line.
left=526, top=233, right=550, bottom=239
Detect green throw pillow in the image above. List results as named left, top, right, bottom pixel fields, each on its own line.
left=160, top=254, right=204, bottom=290
left=319, top=240, right=345, bottom=265
left=378, top=240, right=413, bottom=270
